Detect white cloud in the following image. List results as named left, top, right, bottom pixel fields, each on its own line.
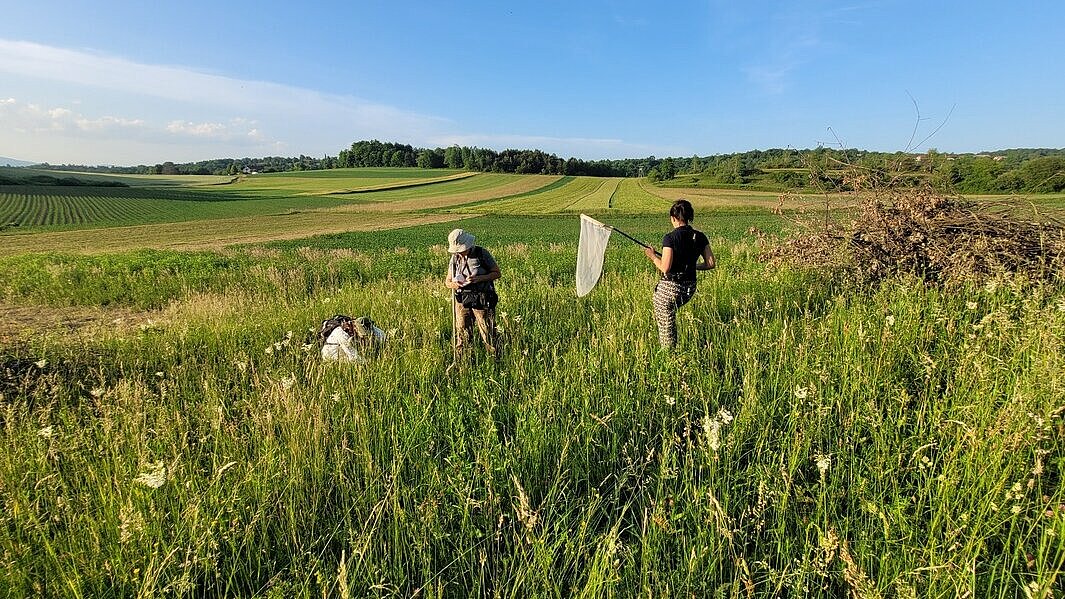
left=0, top=38, right=674, bottom=163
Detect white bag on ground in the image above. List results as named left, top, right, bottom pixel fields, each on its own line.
left=576, top=214, right=613, bottom=297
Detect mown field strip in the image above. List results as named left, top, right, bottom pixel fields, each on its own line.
left=608, top=178, right=670, bottom=211
left=564, top=178, right=621, bottom=211
left=199, top=168, right=470, bottom=199
left=325, top=174, right=563, bottom=212
left=317, top=171, right=478, bottom=195
left=0, top=211, right=469, bottom=255
left=640, top=180, right=806, bottom=210
left=469, top=176, right=606, bottom=213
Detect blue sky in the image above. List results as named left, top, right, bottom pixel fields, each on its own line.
left=1, top=1, right=1062, bottom=165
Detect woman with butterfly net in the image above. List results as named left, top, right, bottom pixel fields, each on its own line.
left=643, top=199, right=715, bottom=348
left=576, top=199, right=715, bottom=348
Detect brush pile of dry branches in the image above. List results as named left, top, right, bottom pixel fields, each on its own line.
left=764, top=187, right=1065, bottom=285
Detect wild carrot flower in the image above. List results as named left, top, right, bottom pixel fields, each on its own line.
left=815, top=454, right=831, bottom=481
left=135, top=462, right=167, bottom=489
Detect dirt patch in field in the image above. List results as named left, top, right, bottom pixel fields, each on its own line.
left=0, top=303, right=157, bottom=344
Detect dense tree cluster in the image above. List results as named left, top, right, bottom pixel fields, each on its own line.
left=36, top=155, right=338, bottom=177
left=23, top=144, right=1064, bottom=194
left=655, top=147, right=1065, bottom=193
left=336, top=140, right=647, bottom=176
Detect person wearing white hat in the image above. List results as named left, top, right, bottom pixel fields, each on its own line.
left=445, top=228, right=501, bottom=359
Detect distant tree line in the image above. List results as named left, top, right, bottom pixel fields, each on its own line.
left=34, top=155, right=338, bottom=177
left=652, top=147, right=1065, bottom=194
left=336, top=140, right=644, bottom=177
left=24, top=144, right=1065, bottom=194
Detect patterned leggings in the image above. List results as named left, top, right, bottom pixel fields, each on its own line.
left=652, top=280, right=696, bottom=348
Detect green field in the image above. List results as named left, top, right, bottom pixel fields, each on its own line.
left=0, top=170, right=1062, bottom=597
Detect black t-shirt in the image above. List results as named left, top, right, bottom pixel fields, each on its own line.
left=662, top=225, right=709, bottom=282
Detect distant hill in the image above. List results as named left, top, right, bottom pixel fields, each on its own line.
left=0, top=156, right=35, bottom=167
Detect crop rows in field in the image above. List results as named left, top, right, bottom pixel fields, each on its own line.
left=232, top=168, right=472, bottom=196
left=564, top=178, right=622, bottom=211
left=339, top=173, right=559, bottom=206
left=0, top=187, right=348, bottom=231
left=462, top=177, right=672, bottom=214
left=466, top=177, right=611, bottom=213
left=607, top=179, right=670, bottom=211
left=0, top=210, right=467, bottom=255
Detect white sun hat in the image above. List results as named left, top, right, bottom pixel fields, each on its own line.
left=447, top=229, right=475, bottom=253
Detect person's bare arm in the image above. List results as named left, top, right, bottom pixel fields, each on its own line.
left=467, top=265, right=501, bottom=284
left=645, top=246, right=673, bottom=274
left=697, top=245, right=716, bottom=270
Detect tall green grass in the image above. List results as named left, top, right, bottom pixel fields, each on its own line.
left=0, top=216, right=1062, bottom=597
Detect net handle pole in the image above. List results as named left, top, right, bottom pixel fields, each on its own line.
left=609, top=226, right=660, bottom=257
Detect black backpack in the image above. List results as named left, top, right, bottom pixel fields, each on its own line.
left=317, top=314, right=354, bottom=345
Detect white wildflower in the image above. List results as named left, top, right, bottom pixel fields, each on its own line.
left=134, top=462, right=168, bottom=489
left=34, top=359, right=47, bottom=369
left=885, top=314, right=895, bottom=327
left=966, top=301, right=978, bottom=310
left=119, top=504, right=144, bottom=544
left=794, top=386, right=809, bottom=400
left=234, top=360, right=248, bottom=373
left=717, top=408, right=734, bottom=425
left=154, top=371, right=164, bottom=377
left=300, top=343, right=314, bottom=352
left=331, top=392, right=340, bottom=402
left=264, top=346, right=274, bottom=355
left=280, top=375, right=296, bottom=391
left=702, top=408, right=734, bottom=453
left=815, top=454, right=831, bottom=479
left=665, top=395, right=676, bottom=406
left=37, top=426, right=53, bottom=439
left=513, top=315, right=522, bottom=323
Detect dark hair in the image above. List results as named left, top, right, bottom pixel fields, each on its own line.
left=670, top=199, right=694, bottom=223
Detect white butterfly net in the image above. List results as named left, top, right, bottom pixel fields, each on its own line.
left=576, top=214, right=612, bottom=297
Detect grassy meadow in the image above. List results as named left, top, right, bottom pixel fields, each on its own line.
left=0, top=170, right=1063, bottom=597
